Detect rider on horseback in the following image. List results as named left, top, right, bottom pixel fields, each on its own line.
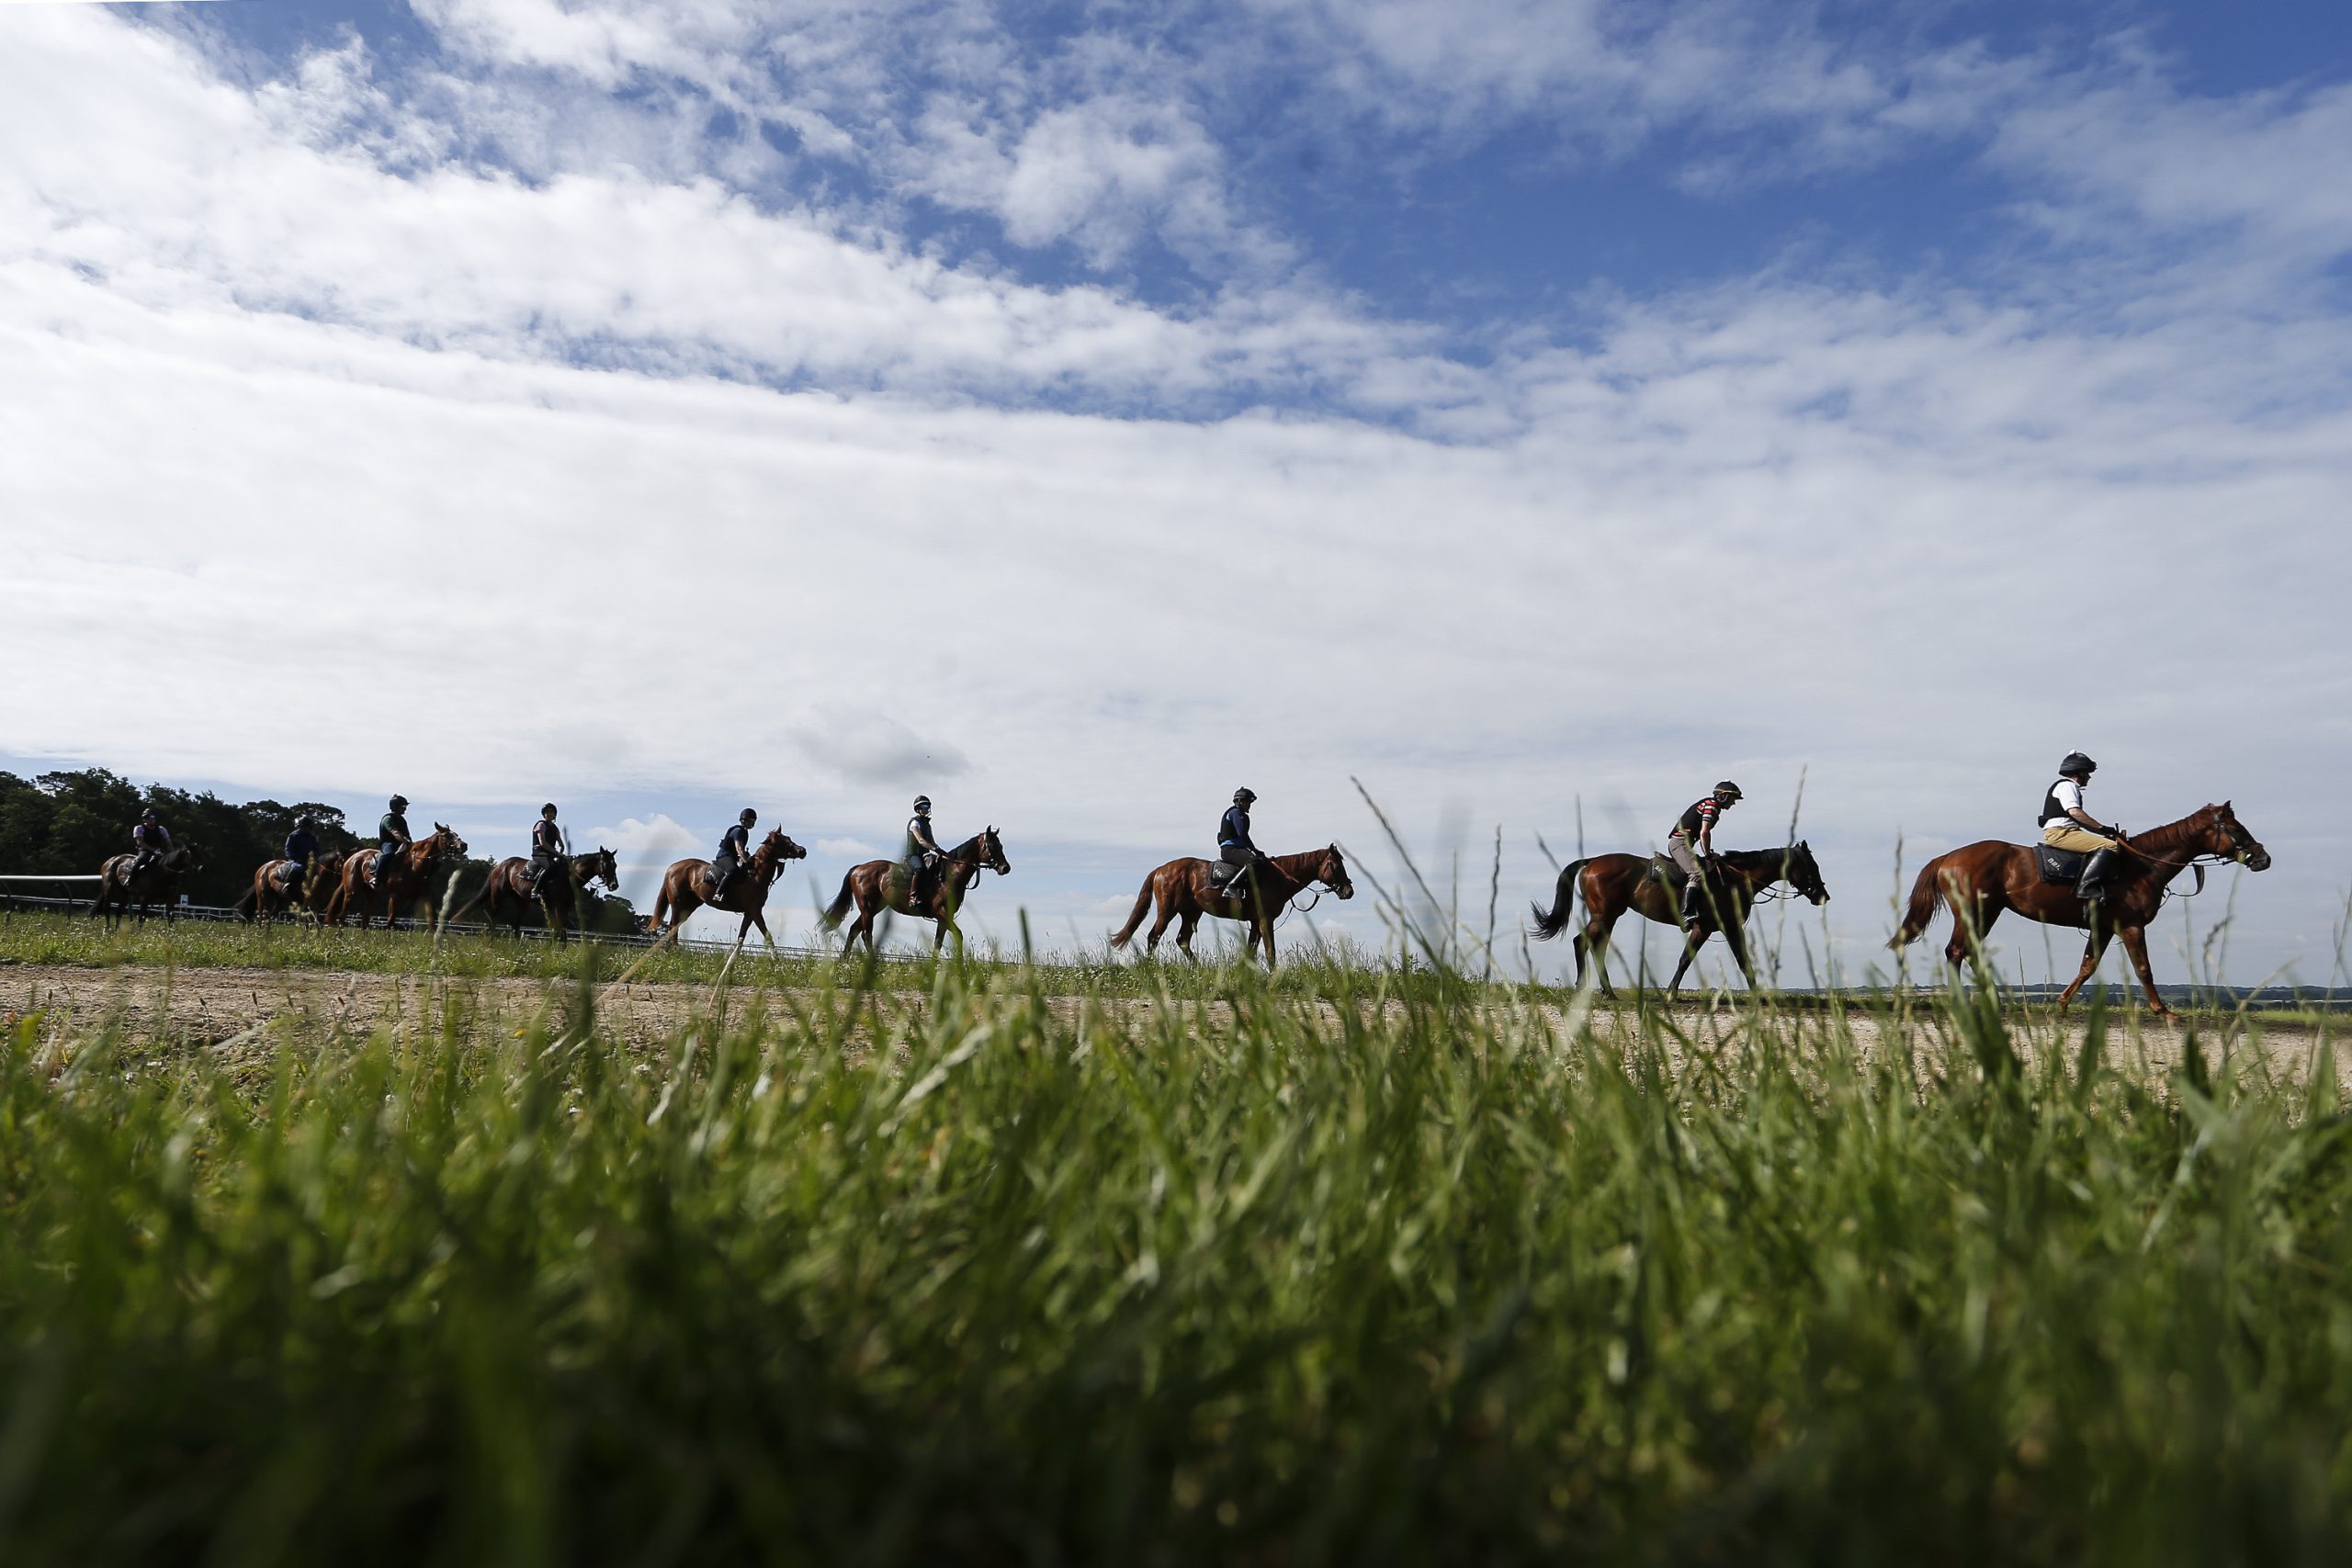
left=905, top=796, right=944, bottom=908
left=130, top=808, right=172, bottom=879
left=373, top=795, right=412, bottom=890
left=709, top=808, right=756, bottom=904
left=1668, top=782, right=1741, bottom=926
left=526, top=804, right=566, bottom=897
left=1219, top=787, right=1268, bottom=904
left=2040, top=752, right=2123, bottom=908
left=279, top=816, right=321, bottom=892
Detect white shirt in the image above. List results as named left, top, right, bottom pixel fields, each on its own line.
left=2045, top=777, right=2086, bottom=825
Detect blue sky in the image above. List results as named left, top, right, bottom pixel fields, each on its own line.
left=2, top=0, right=2348, bottom=985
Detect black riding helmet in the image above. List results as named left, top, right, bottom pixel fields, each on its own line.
left=2060, top=751, right=2098, bottom=778
left=739, top=807, right=757, bottom=826
left=1233, top=787, right=1256, bottom=805
left=1713, top=781, right=1743, bottom=802
left=141, top=807, right=159, bottom=821
left=390, top=795, right=408, bottom=810
left=541, top=803, right=558, bottom=818
left=297, top=816, right=316, bottom=830
left=913, top=795, right=932, bottom=813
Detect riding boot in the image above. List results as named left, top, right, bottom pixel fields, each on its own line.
left=1679, top=877, right=1702, bottom=927
left=709, top=866, right=735, bottom=905
left=2075, top=848, right=2120, bottom=907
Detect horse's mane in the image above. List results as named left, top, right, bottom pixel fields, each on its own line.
left=2128, top=805, right=2220, bottom=855
left=1717, top=846, right=1805, bottom=868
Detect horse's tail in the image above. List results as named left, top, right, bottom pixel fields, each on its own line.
left=820, top=872, right=856, bottom=931
left=1528, top=859, right=1588, bottom=941
left=1890, top=855, right=1950, bottom=949
left=448, top=868, right=493, bottom=927
left=233, top=881, right=258, bottom=922
left=646, top=876, right=673, bottom=933
left=1108, top=872, right=1158, bottom=949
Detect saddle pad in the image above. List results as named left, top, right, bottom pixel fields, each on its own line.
left=2036, top=844, right=2086, bottom=886
left=1209, top=861, right=1239, bottom=887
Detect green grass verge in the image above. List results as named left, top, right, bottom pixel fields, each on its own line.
left=2, top=955, right=2348, bottom=1563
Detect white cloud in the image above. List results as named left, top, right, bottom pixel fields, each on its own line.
left=2, top=5, right=2348, bottom=983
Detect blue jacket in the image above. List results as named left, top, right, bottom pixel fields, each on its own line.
left=285, top=829, right=320, bottom=864
left=1219, top=805, right=1253, bottom=852
left=717, top=823, right=750, bottom=862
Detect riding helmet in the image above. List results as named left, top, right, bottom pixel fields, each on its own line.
left=541, top=802, right=558, bottom=817
left=1234, top=787, right=1257, bottom=804
left=141, top=807, right=158, bottom=821
left=297, top=816, right=316, bottom=830
left=913, top=795, right=932, bottom=812
left=2059, top=751, right=2098, bottom=777
left=739, top=807, right=757, bottom=825
left=1713, top=781, right=1743, bottom=801
left=390, top=795, right=408, bottom=809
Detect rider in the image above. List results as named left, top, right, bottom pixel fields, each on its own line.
left=526, top=803, right=566, bottom=897
left=905, top=795, right=945, bottom=908
left=130, top=807, right=172, bottom=879
left=1218, top=787, right=1268, bottom=902
left=2040, top=751, right=2123, bottom=908
left=1668, top=781, right=1742, bottom=926
left=373, top=795, right=413, bottom=890
left=280, top=816, right=321, bottom=892
left=709, top=807, right=756, bottom=904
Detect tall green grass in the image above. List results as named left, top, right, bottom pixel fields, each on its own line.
left=2, top=951, right=2348, bottom=1564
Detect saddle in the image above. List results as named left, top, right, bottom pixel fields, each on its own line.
left=2035, top=844, right=2086, bottom=886
left=1208, top=860, right=1241, bottom=889
left=1646, top=854, right=1683, bottom=887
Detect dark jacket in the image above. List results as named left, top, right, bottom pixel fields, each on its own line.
left=1218, top=805, right=1253, bottom=852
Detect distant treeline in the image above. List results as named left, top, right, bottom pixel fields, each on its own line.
left=0, top=769, right=642, bottom=932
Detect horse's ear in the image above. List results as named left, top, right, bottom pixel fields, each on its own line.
left=2222, top=799, right=2233, bottom=812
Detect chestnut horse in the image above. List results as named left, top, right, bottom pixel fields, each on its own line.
left=458, top=847, right=620, bottom=939
left=239, top=851, right=346, bottom=923
left=1529, top=843, right=1829, bottom=997
left=647, top=828, right=808, bottom=949
left=1891, top=802, right=2268, bottom=1016
left=323, top=824, right=469, bottom=931
left=821, top=829, right=1011, bottom=953
left=92, top=845, right=201, bottom=927
left=1108, top=844, right=1354, bottom=968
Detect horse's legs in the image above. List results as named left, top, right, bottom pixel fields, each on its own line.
left=752, top=909, right=776, bottom=949
left=1942, top=896, right=2002, bottom=968
left=1258, top=912, right=1277, bottom=970
left=1667, top=925, right=1708, bottom=994
left=1722, top=921, right=1757, bottom=989
left=1580, top=911, right=1623, bottom=998
left=1175, top=909, right=1201, bottom=959
left=2056, top=930, right=2114, bottom=1010
left=1145, top=892, right=1177, bottom=953
left=2116, top=925, right=2173, bottom=1017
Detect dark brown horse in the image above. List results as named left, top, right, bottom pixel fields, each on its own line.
left=1891, top=802, right=2268, bottom=1016
left=323, top=824, right=469, bottom=931
left=1108, top=844, right=1354, bottom=968
left=457, top=847, right=620, bottom=939
left=239, top=851, right=346, bottom=923
left=647, top=828, right=808, bottom=949
left=92, top=845, right=201, bottom=927
left=1530, top=843, right=1829, bottom=997
left=821, top=829, right=1011, bottom=953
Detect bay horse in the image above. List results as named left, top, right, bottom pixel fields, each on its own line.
left=1891, top=802, right=2268, bottom=1016
left=1529, top=843, right=1829, bottom=998
left=821, top=829, right=1011, bottom=954
left=1108, top=845, right=1354, bottom=968
left=646, top=828, right=808, bottom=949
left=239, top=851, right=346, bottom=923
left=323, top=824, right=469, bottom=931
left=92, top=844, right=201, bottom=927
left=458, top=847, right=620, bottom=939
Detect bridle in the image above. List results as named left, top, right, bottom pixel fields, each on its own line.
left=2122, top=814, right=2261, bottom=899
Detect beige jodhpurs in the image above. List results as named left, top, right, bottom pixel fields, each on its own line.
left=1668, top=838, right=1701, bottom=882
left=2041, top=822, right=2115, bottom=853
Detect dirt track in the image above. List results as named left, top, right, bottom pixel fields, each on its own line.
left=3, top=964, right=2341, bottom=1087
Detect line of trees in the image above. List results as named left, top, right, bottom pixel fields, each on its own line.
left=0, top=769, right=643, bottom=933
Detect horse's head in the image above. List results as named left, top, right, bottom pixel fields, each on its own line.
left=2208, top=802, right=2271, bottom=872
left=426, top=823, right=469, bottom=860
left=1783, top=840, right=1829, bottom=905
left=753, top=829, right=807, bottom=877
left=1316, top=843, right=1354, bottom=899
left=167, top=845, right=200, bottom=873
left=977, top=827, right=1011, bottom=876
left=581, top=846, right=620, bottom=891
